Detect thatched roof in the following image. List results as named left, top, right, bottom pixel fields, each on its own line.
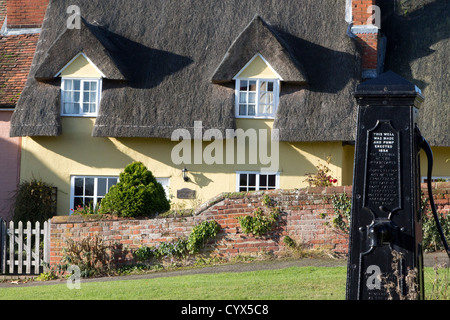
left=11, top=0, right=361, bottom=142
left=212, top=15, right=308, bottom=85
left=379, top=0, right=450, bottom=147
left=35, top=18, right=127, bottom=81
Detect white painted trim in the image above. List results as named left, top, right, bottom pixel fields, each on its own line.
left=4, top=28, right=41, bottom=35
left=236, top=171, right=280, bottom=192
left=233, top=53, right=283, bottom=81
left=345, top=0, right=353, bottom=24
left=55, top=52, right=106, bottom=78
left=351, top=25, right=379, bottom=34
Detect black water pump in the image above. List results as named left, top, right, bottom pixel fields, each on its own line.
left=345, top=71, right=450, bottom=300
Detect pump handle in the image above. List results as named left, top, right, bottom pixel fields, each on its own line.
left=419, top=134, right=450, bottom=259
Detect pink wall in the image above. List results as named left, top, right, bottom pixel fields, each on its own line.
left=0, top=111, right=21, bottom=221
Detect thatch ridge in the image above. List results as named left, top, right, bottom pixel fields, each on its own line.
left=211, top=15, right=308, bottom=84
left=34, top=17, right=127, bottom=81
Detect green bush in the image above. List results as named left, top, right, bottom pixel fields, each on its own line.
left=187, top=220, right=220, bottom=254
left=238, top=207, right=279, bottom=237
left=100, top=162, right=170, bottom=217
left=12, top=179, right=56, bottom=224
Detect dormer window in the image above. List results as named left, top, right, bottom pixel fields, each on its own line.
left=57, top=53, right=104, bottom=117
left=61, top=78, right=101, bottom=116
left=234, top=54, right=280, bottom=119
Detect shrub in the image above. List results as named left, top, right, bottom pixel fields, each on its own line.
left=303, top=156, right=338, bottom=187
left=61, top=235, right=111, bottom=278
left=187, top=220, right=220, bottom=254
left=100, top=162, right=170, bottom=217
left=238, top=207, right=279, bottom=237
left=12, top=178, right=56, bottom=224
left=328, top=193, right=352, bottom=234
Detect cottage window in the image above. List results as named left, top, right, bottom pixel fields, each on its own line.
left=237, top=172, right=279, bottom=191
left=70, top=176, right=118, bottom=212
left=61, top=78, right=102, bottom=116
left=236, top=79, right=279, bottom=118
left=233, top=54, right=280, bottom=119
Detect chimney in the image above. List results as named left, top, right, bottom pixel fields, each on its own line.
left=6, top=0, right=48, bottom=29
left=348, top=0, right=383, bottom=79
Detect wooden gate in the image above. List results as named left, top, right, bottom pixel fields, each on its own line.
left=0, top=219, right=51, bottom=275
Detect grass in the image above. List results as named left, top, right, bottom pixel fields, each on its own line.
left=0, top=266, right=446, bottom=300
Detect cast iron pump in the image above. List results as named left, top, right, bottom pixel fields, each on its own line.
left=346, top=71, right=450, bottom=300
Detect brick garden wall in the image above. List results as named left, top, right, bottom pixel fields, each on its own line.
left=49, top=183, right=450, bottom=269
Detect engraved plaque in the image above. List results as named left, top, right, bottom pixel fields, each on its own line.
left=364, top=121, right=401, bottom=214
left=177, top=188, right=196, bottom=199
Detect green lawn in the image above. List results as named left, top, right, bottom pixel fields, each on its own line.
left=0, top=266, right=446, bottom=300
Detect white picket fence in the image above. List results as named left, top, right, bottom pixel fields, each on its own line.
left=0, top=219, right=51, bottom=275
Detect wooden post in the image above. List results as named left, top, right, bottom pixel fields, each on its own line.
left=25, top=221, right=32, bottom=274
left=34, top=221, right=41, bottom=274
left=9, top=221, right=14, bottom=274
left=43, top=220, right=50, bottom=272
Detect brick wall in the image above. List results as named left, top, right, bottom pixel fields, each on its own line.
left=49, top=183, right=450, bottom=268
left=49, top=186, right=353, bottom=268
left=6, top=0, right=48, bottom=28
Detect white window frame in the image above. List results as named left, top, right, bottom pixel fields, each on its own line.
left=70, top=176, right=118, bottom=213
left=234, top=78, right=280, bottom=119
left=61, top=77, right=102, bottom=117
left=236, top=171, right=280, bottom=192
left=155, top=177, right=170, bottom=199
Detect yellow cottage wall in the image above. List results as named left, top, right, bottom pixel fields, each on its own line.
left=20, top=118, right=352, bottom=215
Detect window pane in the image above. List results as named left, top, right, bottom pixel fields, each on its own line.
left=74, top=197, right=83, bottom=209
left=249, top=81, right=257, bottom=91
left=85, top=178, right=94, bottom=196
left=260, top=92, right=268, bottom=104
left=260, top=81, right=267, bottom=91
left=83, top=81, right=90, bottom=91
left=239, top=104, right=247, bottom=116
left=90, top=103, right=96, bottom=113
left=97, top=178, right=107, bottom=197
left=73, top=80, right=80, bottom=91
left=108, top=178, right=118, bottom=188
left=248, top=105, right=255, bottom=116
left=259, top=104, right=272, bottom=115
left=84, top=92, right=90, bottom=103
left=248, top=187, right=256, bottom=191
left=239, top=187, right=247, bottom=192
left=239, top=92, right=247, bottom=103
left=64, top=91, right=73, bottom=103
left=248, top=174, right=256, bottom=186
left=74, top=178, right=84, bottom=196
left=90, top=92, right=97, bottom=102
left=91, top=81, right=97, bottom=91
left=240, top=174, right=247, bottom=187
left=260, top=175, right=267, bottom=187
left=83, top=103, right=90, bottom=113
left=248, top=92, right=256, bottom=103
left=268, top=174, right=276, bottom=187
left=240, top=80, right=248, bottom=91
left=65, top=80, right=73, bottom=90
left=268, top=82, right=274, bottom=92
left=73, top=92, right=80, bottom=103
left=84, top=197, right=94, bottom=208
